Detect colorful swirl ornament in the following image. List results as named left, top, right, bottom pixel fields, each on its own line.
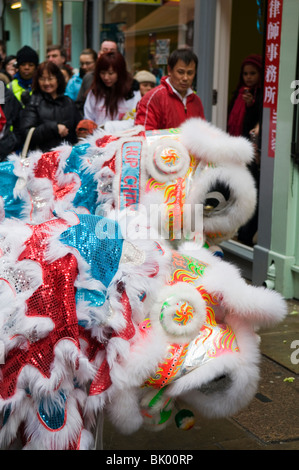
left=155, top=282, right=206, bottom=341
left=173, top=300, right=195, bottom=326
left=160, top=298, right=195, bottom=329
left=146, top=137, right=190, bottom=183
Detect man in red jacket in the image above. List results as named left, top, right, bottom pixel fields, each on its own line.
left=134, top=48, right=205, bottom=130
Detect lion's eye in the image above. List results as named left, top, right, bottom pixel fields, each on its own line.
left=203, top=181, right=231, bottom=213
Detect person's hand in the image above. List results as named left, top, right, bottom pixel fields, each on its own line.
left=242, top=89, right=254, bottom=107
left=57, top=124, right=69, bottom=137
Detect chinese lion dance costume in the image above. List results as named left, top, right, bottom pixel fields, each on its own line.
left=0, top=118, right=287, bottom=449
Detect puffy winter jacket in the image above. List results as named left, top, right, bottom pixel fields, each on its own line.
left=0, top=87, right=22, bottom=161
left=7, top=78, right=33, bottom=108
left=134, top=76, right=205, bottom=130
left=20, top=91, right=81, bottom=152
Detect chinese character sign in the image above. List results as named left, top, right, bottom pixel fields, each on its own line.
left=264, top=0, right=283, bottom=157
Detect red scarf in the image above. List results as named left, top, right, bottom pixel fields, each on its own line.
left=227, top=86, right=247, bottom=137
left=0, top=105, right=6, bottom=134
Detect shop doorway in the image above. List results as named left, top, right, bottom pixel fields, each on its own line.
left=228, top=0, right=265, bottom=104
left=220, top=1, right=266, bottom=254
left=230, top=0, right=265, bottom=249
left=213, top=0, right=267, bottom=276
left=213, top=0, right=265, bottom=129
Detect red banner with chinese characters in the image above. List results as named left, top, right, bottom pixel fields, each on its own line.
left=64, top=25, right=72, bottom=62
left=263, top=0, right=284, bottom=157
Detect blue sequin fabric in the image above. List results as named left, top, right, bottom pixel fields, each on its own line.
left=0, top=161, right=25, bottom=218
left=64, top=144, right=98, bottom=214
left=38, top=390, right=67, bottom=431
left=59, top=213, right=124, bottom=290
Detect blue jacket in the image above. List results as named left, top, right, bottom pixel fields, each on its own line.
left=65, top=74, right=83, bottom=101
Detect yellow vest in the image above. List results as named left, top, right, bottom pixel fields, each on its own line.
left=7, top=79, right=32, bottom=107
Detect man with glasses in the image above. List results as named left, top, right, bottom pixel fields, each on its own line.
left=65, top=48, right=97, bottom=101
left=75, top=40, right=118, bottom=116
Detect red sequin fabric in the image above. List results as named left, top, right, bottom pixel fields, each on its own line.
left=0, top=215, right=141, bottom=449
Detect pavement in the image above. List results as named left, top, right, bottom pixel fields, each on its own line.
left=102, top=297, right=299, bottom=451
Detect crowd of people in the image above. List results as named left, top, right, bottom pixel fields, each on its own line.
left=0, top=38, right=263, bottom=247
left=0, top=38, right=207, bottom=159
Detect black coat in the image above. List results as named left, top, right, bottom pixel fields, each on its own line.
left=20, top=91, right=81, bottom=152
left=242, top=87, right=263, bottom=140
left=0, top=87, right=22, bottom=162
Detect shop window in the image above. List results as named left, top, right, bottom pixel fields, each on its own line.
left=46, top=0, right=54, bottom=47
left=101, top=0, right=195, bottom=75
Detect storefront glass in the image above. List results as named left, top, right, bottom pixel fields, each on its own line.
left=46, top=0, right=54, bottom=46
left=101, top=0, right=195, bottom=76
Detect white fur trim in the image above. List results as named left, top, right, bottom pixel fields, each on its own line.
left=106, top=388, right=144, bottom=435
left=9, top=145, right=80, bottom=224
left=180, top=118, right=255, bottom=166
left=201, top=257, right=287, bottom=328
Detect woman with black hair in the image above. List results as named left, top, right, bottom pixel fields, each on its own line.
left=227, top=54, right=263, bottom=246
left=83, top=52, right=139, bottom=127
left=20, top=61, right=81, bottom=152
left=227, top=54, right=263, bottom=140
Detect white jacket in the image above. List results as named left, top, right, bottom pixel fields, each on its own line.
left=83, top=90, right=140, bottom=127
